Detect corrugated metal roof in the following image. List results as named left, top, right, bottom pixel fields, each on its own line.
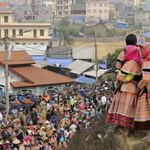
left=12, top=45, right=47, bottom=56
left=72, top=46, right=93, bottom=59
left=67, top=60, right=94, bottom=75
left=50, top=46, right=72, bottom=58
left=83, top=69, right=108, bottom=78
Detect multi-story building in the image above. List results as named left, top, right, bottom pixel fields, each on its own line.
left=86, top=0, right=109, bottom=20
left=52, top=0, right=73, bottom=17
left=135, top=10, right=150, bottom=30
left=0, top=10, right=52, bottom=45
left=123, top=0, right=145, bottom=7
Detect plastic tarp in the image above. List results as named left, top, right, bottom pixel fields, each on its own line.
left=31, top=56, right=74, bottom=68
left=142, top=32, right=150, bottom=37
left=99, top=64, right=107, bottom=69
left=71, top=16, right=86, bottom=21
left=75, top=76, right=96, bottom=84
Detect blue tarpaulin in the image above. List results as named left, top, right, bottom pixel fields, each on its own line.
left=75, top=76, right=96, bottom=84
left=142, top=32, right=150, bottom=37
left=114, top=22, right=127, bottom=29
left=31, top=56, right=74, bottom=67
left=71, top=16, right=86, bottom=21
left=99, top=64, right=107, bottom=69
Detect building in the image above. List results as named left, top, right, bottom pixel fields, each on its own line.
left=135, top=10, right=150, bottom=25
left=86, top=0, right=109, bottom=20
left=123, top=0, right=143, bottom=7
left=0, top=10, right=52, bottom=45
left=125, top=5, right=135, bottom=24
left=71, top=3, right=86, bottom=15
left=0, top=50, right=75, bottom=95
left=52, top=0, right=73, bottom=17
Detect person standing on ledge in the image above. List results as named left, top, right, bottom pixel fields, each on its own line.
left=106, top=34, right=142, bottom=136
left=134, top=43, right=150, bottom=141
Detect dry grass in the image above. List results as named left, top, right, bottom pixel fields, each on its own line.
left=73, top=41, right=125, bottom=59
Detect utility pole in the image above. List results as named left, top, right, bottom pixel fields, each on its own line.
left=3, top=28, right=32, bottom=116
left=4, top=37, right=9, bottom=117
left=94, top=32, right=98, bottom=82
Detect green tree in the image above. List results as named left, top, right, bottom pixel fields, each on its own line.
left=106, top=49, right=123, bottom=69
left=59, top=18, right=70, bottom=28
left=68, top=27, right=80, bottom=37
left=56, top=18, right=72, bottom=46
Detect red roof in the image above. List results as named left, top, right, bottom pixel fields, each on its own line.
left=10, top=66, right=75, bottom=87
left=0, top=50, right=35, bottom=66
left=0, top=3, right=10, bottom=7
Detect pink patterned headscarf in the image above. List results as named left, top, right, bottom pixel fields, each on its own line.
left=124, top=45, right=142, bottom=66
left=140, top=42, right=150, bottom=61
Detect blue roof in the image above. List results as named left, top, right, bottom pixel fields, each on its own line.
left=71, top=16, right=86, bottom=21
left=75, top=76, right=96, bottom=84
left=137, top=40, right=144, bottom=44
left=114, top=22, right=127, bottom=29
left=142, top=32, right=150, bottom=37
left=31, top=56, right=74, bottom=67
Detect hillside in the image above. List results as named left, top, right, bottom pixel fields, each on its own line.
left=73, top=41, right=125, bottom=60
left=66, top=113, right=150, bottom=150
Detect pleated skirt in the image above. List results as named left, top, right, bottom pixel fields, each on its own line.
left=106, top=91, right=137, bottom=128
left=134, top=93, right=150, bottom=130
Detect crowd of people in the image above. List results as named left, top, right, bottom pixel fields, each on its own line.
left=0, top=83, right=113, bottom=150
left=106, top=34, right=150, bottom=141
left=2, top=33, right=150, bottom=149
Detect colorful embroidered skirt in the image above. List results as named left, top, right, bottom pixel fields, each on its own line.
left=106, top=91, right=137, bottom=128
left=134, top=93, right=150, bottom=130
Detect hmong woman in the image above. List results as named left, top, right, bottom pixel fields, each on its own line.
left=134, top=43, right=150, bottom=141
left=106, top=34, right=142, bottom=136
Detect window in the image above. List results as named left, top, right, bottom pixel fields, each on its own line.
left=33, top=30, right=37, bottom=38
left=33, top=43, right=37, bottom=45
left=104, top=10, right=108, bottom=13
left=22, top=43, right=26, bottom=45
left=99, top=10, right=102, bottom=13
left=12, top=29, right=16, bottom=37
left=4, top=29, right=8, bottom=36
left=59, top=11, right=62, bottom=15
left=0, top=30, right=1, bottom=38
left=40, top=43, right=44, bottom=45
left=99, top=4, right=102, bottom=7
left=15, top=43, right=19, bottom=45
left=40, top=30, right=44, bottom=36
left=88, top=3, right=91, bottom=7
left=19, top=29, right=23, bottom=36
left=93, top=10, right=96, bottom=13
left=87, top=10, right=91, bottom=13
left=93, top=3, right=97, bottom=7
left=4, top=16, right=8, bottom=23
left=104, top=3, right=108, bottom=7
